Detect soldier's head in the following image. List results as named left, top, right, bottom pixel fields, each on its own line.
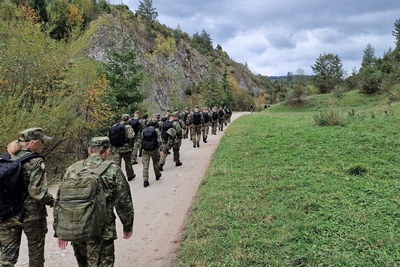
left=146, top=120, right=157, bottom=128
left=170, top=112, right=178, bottom=121
left=15, top=127, right=53, bottom=153
left=121, top=114, right=130, bottom=122
left=134, top=111, right=141, bottom=118
left=194, top=105, right=199, bottom=112
left=88, top=136, right=111, bottom=157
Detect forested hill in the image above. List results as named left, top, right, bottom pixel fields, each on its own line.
left=0, top=1, right=274, bottom=176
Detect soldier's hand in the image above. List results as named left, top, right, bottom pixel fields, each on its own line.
left=58, top=239, right=68, bottom=250
left=123, top=231, right=133, bottom=239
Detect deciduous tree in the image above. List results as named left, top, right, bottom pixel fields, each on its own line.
left=311, top=53, right=345, bottom=94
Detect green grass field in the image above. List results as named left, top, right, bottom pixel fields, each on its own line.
left=175, top=91, right=400, bottom=266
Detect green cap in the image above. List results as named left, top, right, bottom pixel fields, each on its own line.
left=19, top=127, right=52, bottom=142
left=89, top=136, right=110, bottom=150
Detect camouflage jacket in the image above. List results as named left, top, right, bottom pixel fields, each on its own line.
left=58, top=154, right=134, bottom=240
left=141, top=127, right=165, bottom=151
left=186, top=111, right=204, bottom=126
left=11, top=150, right=54, bottom=223
left=111, top=123, right=135, bottom=153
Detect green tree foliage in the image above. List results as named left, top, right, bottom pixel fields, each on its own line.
left=311, top=53, right=345, bottom=94
left=0, top=11, right=69, bottom=107
left=191, top=29, right=213, bottom=54
left=221, top=69, right=235, bottom=108
left=361, top=43, right=377, bottom=68
left=101, top=41, right=145, bottom=118
left=136, top=0, right=158, bottom=22
left=392, top=18, right=400, bottom=49
left=359, top=66, right=382, bottom=94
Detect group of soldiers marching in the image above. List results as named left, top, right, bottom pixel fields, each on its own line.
left=110, top=105, right=232, bottom=188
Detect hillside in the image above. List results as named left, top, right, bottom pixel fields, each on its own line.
left=72, top=8, right=273, bottom=113
left=176, top=90, right=400, bottom=266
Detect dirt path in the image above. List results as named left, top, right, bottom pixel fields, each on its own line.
left=15, top=112, right=247, bottom=267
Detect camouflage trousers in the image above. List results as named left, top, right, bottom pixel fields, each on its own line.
left=190, top=125, right=202, bottom=145
left=131, top=135, right=142, bottom=163
left=218, top=118, right=225, bottom=131
left=142, top=150, right=161, bottom=182
left=202, top=123, right=210, bottom=141
left=159, top=141, right=181, bottom=165
left=183, top=126, right=189, bottom=139
left=210, top=121, right=218, bottom=134
left=113, top=151, right=135, bottom=180
left=72, top=239, right=114, bottom=267
left=0, top=217, right=47, bottom=267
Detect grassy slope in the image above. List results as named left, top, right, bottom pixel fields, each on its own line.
left=176, top=91, right=400, bottom=266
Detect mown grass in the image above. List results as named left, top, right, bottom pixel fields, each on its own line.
left=175, top=91, right=400, bottom=266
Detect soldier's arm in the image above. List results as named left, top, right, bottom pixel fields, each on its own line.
left=112, top=165, right=134, bottom=232
left=25, top=157, right=54, bottom=206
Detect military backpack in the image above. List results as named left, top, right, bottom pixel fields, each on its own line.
left=211, top=111, right=218, bottom=121
left=0, top=152, right=41, bottom=222
left=108, top=123, right=126, bottom=147
left=192, top=111, right=201, bottom=125
left=129, top=118, right=140, bottom=135
left=54, top=160, right=112, bottom=241
left=142, top=127, right=158, bottom=151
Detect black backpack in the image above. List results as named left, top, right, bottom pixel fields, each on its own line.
left=161, top=121, right=172, bottom=141
left=218, top=109, right=225, bottom=118
left=129, top=118, right=140, bottom=135
left=142, top=127, right=158, bottom=151
left=108, top=123, right=126, bottom=147
left=212, top=111, right=218, bottom=120
left=192, top=111, right=201, bottom=125
left=0, top=152, right=41, bottom=222
left=203, top=112, right=210, bottom=123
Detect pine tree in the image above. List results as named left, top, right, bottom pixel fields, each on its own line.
left=136, top=0, right=158, bottom=22
left=361, top=43, right=376, bottom=68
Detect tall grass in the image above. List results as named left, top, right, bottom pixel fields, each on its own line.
left=175, top=91, right=400, bottom=266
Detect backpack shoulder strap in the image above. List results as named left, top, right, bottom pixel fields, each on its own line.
left=93, top=160, right=113, bottom=176
left=75, top=160, right=113, bottom=177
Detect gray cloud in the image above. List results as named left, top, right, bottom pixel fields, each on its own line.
left=116, top=0, right=400, bottom=76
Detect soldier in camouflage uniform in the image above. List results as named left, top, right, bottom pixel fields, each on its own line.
left=0, top=128, right=54, bottom=267
left=181, top=107, right=190, bottom=139
left=130, top=111, right=143, bottom=165
left=56, top=136, right=134, bottom=267
left=159, top=112, right=183, bottom=169
left=141, top=120, right=164, bottom=187
left=202, top=107, right=211, bottom=143
left=210, top=106, right=219, bottom=135
left=186, top=105, right=204, bottom=148
left=111, top=114, right=136, bottom=181
left=217, top=106, right=226, bottom=131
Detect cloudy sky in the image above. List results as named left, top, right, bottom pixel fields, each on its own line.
left=113, top=0, right=399, bottom=77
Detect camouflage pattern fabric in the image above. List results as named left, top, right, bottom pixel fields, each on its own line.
left=111, top=124, right=135, bottom=180
left=61, top=154, right=134, bottom=266
left=202, top=120, right=210, bottom=141
left=0, top=150, right=54, bottom=266
left=142, top=127, right=163, bottom=182
left=57, top=155, right=134, bottom=240
left=186, top=111, right=204, bottom=146
left=131, top=118, right=145, bottom=163
left=111, top=124, right=134, bottom=154
left=72, top=239, right=114, bottom=267
left=159, top=120, right=183, bottom=165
